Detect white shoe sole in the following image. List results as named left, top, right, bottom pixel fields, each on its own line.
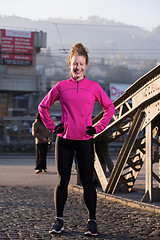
left=84, top=230, right=98, bottom=236
left=49, top=227, right=64, bottom=234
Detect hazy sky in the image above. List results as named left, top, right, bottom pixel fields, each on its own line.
left=0, top=0, right=160, bottom=30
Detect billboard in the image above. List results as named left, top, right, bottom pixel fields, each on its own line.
left=1, top=29, right=34, bottom=65
left=110, top=83, right=131, bottom=102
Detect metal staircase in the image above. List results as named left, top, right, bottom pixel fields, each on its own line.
left=93, top=64, right=160, bottom=202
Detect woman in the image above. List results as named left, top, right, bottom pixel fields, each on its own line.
left=38, top=43, right=115, bottom=236
left=32, top=112, right=50, bottom=174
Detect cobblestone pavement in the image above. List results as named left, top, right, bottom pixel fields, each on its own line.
left=0, top=186, right=160, bottom=240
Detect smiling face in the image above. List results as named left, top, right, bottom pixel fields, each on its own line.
left=69, top=55, right=88, bottom=81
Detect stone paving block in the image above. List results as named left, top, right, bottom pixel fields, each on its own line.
left=1, top=186, right=160, bottom=239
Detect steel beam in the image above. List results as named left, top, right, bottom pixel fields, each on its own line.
left=106, top=109, right=145, bottom=194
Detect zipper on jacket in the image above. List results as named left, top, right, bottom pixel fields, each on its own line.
left=77, top=81, right=79, bottom=93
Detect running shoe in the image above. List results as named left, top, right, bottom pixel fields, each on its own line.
left=49, top=218, right=64, bottom=234
left=84, top=219, right=98, bottom=236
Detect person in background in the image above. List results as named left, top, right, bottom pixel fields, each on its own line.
left=32, top=112, right=50, bottom=174
left=38, top=43, right=115, bottom=236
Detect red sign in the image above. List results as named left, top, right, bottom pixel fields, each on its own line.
left=1, top=29, right=34, bottom=65
left=110, top=83, right=131, bottom=101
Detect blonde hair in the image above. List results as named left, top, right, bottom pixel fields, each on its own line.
left=68, top=43, right=89, bottom=64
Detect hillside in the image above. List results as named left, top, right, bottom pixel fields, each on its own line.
left=0, top=15, right=160, bottom=60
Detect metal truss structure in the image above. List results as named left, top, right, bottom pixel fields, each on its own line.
left=93, top=64, right=160, bottom=202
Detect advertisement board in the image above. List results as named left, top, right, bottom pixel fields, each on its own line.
left=110, top=83, right=131, bottom=102
left=1, top=29, right=34, bottom=65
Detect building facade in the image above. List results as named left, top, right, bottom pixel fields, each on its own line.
left=0, top=29, right=47, bottom=150
left=0, top=29, right=47, bottom=117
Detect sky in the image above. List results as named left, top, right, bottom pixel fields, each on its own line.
left=0, top=0, right=160, bottom=30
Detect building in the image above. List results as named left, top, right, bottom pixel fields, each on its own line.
left=0, top=28, right=47, bottom=117
left=0, top=28, right=47, bottom=150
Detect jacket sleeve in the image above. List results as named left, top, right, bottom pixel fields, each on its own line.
left=38, top=83, right=60, bottom=132
left=32, top=122, right=37, bottom=138
left=94, top=83, right=115, bottom=134
left=32, top=122, right=44, bottom=141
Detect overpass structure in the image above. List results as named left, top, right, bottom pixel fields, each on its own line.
left=93, top=64, right=160, bottom=203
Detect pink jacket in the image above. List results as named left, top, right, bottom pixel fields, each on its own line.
left=38, top=76, right=115, bottom=140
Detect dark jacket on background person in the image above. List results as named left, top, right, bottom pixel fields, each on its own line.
left=32, top=113, right=50, bottom=172
left=32, top=118, right=50, bottom=144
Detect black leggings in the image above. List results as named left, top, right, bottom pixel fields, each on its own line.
left=54, top=136, right=97, bottom=219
